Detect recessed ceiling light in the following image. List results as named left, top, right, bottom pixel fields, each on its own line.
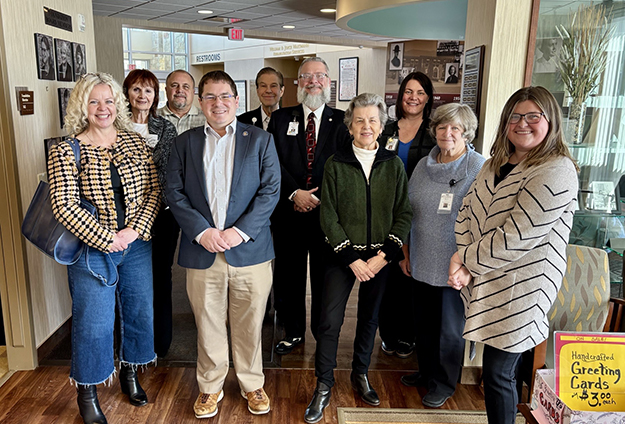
left=282, top=25, right=295, bottom=29
left=320, top=8, right=336, bottom=13
left=197, top=10, right=213, bottom=14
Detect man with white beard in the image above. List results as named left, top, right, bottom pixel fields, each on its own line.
left=267, top=57, right=350, bottom=356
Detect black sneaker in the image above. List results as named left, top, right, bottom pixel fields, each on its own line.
left=275, top=336, right=304, bottom=355
left=395, top=340, right=415, bottom=358
left=380, top=341, right=396, bottom=356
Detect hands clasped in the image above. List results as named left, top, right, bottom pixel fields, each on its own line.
left=447, top=251, right=472, bottom=290
left=293, top=187, right=320, bottom=212
left=199, top=228, right=243, bottom=253
left=110, top=228, right=139, bottom=252
left=349, top=254, right=388, bottom=283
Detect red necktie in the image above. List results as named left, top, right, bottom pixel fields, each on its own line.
left=305, top=113, right=316, bottom=189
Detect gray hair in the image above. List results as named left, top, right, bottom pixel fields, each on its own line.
left=344, top=93, right=388, bottom=129
left=429, top=103, right=478, bottom=143
left=298, top=57, right=330, bottom=75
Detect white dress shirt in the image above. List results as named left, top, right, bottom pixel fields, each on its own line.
left=195, top=119, right=249, bottom=243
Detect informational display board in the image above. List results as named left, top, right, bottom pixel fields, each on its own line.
left=555, top=331, right=625, bottom=412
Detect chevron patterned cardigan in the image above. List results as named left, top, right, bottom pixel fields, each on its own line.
left=455, top=155, right=578, bottom=353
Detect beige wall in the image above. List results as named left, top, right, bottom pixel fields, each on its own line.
left=465, top=0, right=533, bottom=155
left=318, top=47, right=387, bottom=110
left=0, top=0, right=97, bottom=350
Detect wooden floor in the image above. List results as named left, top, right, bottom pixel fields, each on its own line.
left=0, top=366, right=485, bottom=423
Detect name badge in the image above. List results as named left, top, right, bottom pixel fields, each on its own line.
left=386, top=136, right=399, bottom=151
left=437, top=192, right=454, bottom=214
left=287, top=121, right=299, bottom=136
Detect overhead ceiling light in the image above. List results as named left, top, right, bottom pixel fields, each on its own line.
left=282, top=25, right=295, bottom=29
left=197, top=10, right=213, bottom=14
left=320, top=8, right=336, bottom=13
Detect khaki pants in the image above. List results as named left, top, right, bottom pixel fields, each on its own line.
left=187, top=253, right=272, bottom=393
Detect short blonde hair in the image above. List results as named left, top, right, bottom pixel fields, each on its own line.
left=64, top=72, right=133, bottom=135
left=429, top=103, right=478, bottom=143
left=489, top=86, right=578, bottom=174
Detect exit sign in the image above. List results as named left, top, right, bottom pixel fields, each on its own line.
left=228, top=28, right=244, bottom=41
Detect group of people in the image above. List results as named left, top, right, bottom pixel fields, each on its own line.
left=47, top=55, right=578, bottom=424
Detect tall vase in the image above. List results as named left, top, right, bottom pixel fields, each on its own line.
left=567, top=100, right=586, bottom=145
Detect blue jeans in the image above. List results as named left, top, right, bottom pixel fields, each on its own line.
left=482, top=344, right=523, bottom=424
left=68, top=239, right=156, bottom=385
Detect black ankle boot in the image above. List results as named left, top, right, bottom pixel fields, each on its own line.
left=350, top=372, right=380, bottom=406
left=77, top=385, right=107, bottom=424
left=304, top=381, right=331, bottom=423
left=119, top=364, right=148, bottom=406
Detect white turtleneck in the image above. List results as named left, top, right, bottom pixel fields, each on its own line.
left=352, top=142, right=378, bottom=182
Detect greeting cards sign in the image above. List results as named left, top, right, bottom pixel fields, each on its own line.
left=555, top=332, right=625, bottom=412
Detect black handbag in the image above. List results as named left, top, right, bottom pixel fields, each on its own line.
left=21, top=138, right=96, bottom=265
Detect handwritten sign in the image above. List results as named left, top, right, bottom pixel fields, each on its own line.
left=555, top=331, right=625, bottom=412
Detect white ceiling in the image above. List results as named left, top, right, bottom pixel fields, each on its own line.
left=91, top=0, right=398, bottom=43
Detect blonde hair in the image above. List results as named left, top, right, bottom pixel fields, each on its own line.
left=64, top=72, right=133, bottom=135
left=489, top=86, right=578, bottom=174
left=429, top=103, right=478, bottom=143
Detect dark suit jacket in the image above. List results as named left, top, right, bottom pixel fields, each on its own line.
left=237, top=107, right=263, bottom=129
left=165, top=122, right=281, bottom=269
left=267, top=104, right=350, bottom=213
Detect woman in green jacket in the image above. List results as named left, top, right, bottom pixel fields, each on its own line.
left=304, top=93, right=412, bottom=423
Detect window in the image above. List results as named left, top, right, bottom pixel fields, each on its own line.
left=123, top=28, right=188, bottom=75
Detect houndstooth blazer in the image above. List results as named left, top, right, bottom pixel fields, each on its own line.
left=455, top=155, right=578, bottom=353
left=48, top=131, right=161, bottom=252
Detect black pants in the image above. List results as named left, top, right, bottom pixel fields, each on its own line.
left=273, top=210, right=328, bottom=340
left=151, top=207, right=180, bottom=357
left=378, top=259, right=416, bottom=346
left=315, top=264, right=389, bottom=387
left=414, top=280, right=465, bottom=397
left=482, top=345, right=524, bottom=424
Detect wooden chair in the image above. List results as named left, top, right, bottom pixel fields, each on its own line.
left=603, top=296, right=625, bottom=332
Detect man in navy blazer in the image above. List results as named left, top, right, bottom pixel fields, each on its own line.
left=267, top=57, right=350, bottom=356
left=238, top=67, right=284, bottom=131
left=166, top=71, right=280, bottom=418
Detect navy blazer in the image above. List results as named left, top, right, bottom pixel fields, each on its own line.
left=237, top=107, right=263, bottom=128
left=165, top=122, right=281, bottom=269
left=267, top=104, right=350, bottom=208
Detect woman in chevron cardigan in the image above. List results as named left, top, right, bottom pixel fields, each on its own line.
left=448, top=86, right=579, bottom=424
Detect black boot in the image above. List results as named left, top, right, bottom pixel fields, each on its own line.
left=119, top=364, right=148, bottom=406
left=77, top=385, right=108, bottom=424
left=350, top=372, right=380, bottom=406
left=304, top=381, right=331, bottom=424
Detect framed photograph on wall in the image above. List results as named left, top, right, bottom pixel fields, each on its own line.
left=34, top=33, right=55, bottom=80
left=72, top=42, right=87, bottom=80
left=460, top=45, right=485, bottom=118
left=389, top=43, right=403, bottom=70
left=338, top=57, right=358, bottom=101
left=54, top=38, right=73, bottom=82
left=58, top=88, right=72, bottom=128
left=235, top=80, right=247, bottom=115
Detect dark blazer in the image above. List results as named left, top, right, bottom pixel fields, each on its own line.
left=267, top=104, right=350, bottom=209
left=238, top=107, right=263, bottom=129
left=165, top=122, right=281, bottom=269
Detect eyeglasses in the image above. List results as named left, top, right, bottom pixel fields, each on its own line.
left=510, top=112, right=545, bottom=124
left=298, top=73, right=328, bottom=81
left=200, top=94, right=236, bottom=102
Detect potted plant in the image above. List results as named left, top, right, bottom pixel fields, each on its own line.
left=556, top=4, right=613, bottom=144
